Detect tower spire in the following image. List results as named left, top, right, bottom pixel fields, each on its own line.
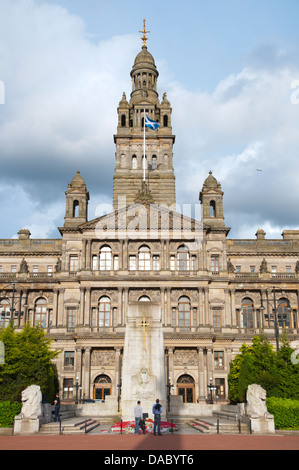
left=139, top=18, right=150, bottom=48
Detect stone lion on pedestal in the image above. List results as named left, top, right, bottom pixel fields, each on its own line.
left=17, top=385, right=42, bottom=419
left=246, top=384, right=272, bottom=418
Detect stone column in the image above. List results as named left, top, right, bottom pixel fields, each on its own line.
left=197, top=348, right=205, bottom=399
left=84, top=287, right=91, bottom=326
left=75, top=347, right=83, bottom=397
left=79, top=287, right=85, bottom=326
left=83, top=347, right=91, bottom=399
left=230, top=288, right=237, bottom=327
left=52, top=288, right=58, bottom=327
left=199, top=288, right=204, bottom=325
left=168, top=347, right=174, bottom=386
left=86, top=240, right=91, bottom=271
left=57, top=288, right=64, bottom=327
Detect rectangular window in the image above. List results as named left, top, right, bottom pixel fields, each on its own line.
left=47, top=265, right=53, bottom=276
left=192, top=255, right=196, bottom=271
left=250, top=266, right=255, bottom=273
left=215, top=378, right=225, bottom=399
left=271, top=266, right=277, bottom=273
left=63, top=378, right=74, bottom=400
left=67, top=308, right=76, bottom=328
left=69, top=255, right=78, bottom=272
left=213, top=307, right=221, bottom=328
left=64, top=351, right=74, bottom=368
left=286, top=266, right=291, bottom=273
left=236, top=266, right=241, bottom=273
left=11, top=265, right=17, bottom=273
left=33, top=265, right=38, bottom=276
left=211, top=255, right=219, bottom=272
left=214, top=351, right=224, bottom=367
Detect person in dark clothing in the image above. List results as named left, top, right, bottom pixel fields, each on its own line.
left=152, top=398, right=162, bottom=435
left=54, top=393, right=60, bottom=422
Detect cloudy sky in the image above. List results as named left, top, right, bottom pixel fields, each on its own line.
left=1, top=0, right=299, bottom=239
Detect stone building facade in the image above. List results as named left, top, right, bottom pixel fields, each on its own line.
left=0, top=31, right=298, bottom=413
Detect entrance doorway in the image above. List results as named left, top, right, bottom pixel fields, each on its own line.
left=93, top=374, right=112, bottom=400
left=177, top=374, right=195, bottom=403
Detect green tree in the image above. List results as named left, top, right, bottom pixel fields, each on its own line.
left=0, top=324, right=59, bottom=403
left=228, top=334, right=299, bottom=403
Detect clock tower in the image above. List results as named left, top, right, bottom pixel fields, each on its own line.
left=113, top=20, right=176, bottom=209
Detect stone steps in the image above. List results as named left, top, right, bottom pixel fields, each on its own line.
left=189, top=416, right=250, bottom=434
left=39, top=418, right=101, bottom=435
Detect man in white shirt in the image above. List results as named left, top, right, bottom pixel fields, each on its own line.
left=134, top=400, right=143, bottom=435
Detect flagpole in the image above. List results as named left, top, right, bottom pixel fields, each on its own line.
left=143, top=109, right=146, bottom=182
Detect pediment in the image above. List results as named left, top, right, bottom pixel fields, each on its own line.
left=79, top=203, right=203, bottom=244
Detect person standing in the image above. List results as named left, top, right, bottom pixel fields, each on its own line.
left=134, top=400, right=143, bottom=435
left=152, top=398, right=162, bottom=435
left=54, top=393, right=60, bottom=422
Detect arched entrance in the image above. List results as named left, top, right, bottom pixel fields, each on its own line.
left=177, top=374, right=195, bottom=403
left=93, top=374, right=112, bottom=400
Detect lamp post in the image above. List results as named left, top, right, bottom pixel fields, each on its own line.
left=259, top=287, right=291, bottom=351
left=75, top=376, right=81, bottom=404
left=166, top=377, right=174, bottom=412
left=116, top=380, right=122, bottom=413
left=207, top=377, right=216, bottom=404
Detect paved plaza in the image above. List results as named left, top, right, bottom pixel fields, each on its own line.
left=1, top=426, right=299, bottom=450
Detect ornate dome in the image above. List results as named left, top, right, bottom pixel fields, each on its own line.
left=133, top=46, right=156, bottom=67
left=131, top=46, right=158, bottom=77
left=70, top=171, right=87, bottom=189
left=203, top=171, right=220, bottom=189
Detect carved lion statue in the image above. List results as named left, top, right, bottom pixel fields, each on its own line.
left=246, top=384, right=272, bottom=418
left=17, top=385, right=42, bottom=419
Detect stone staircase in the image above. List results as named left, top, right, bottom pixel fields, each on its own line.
left=39, top=417, right=101, bottom=435
left=189, top=405, right=250, bottom=434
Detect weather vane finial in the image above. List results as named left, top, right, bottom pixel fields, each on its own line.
left=139, top=18, right=150, bottom=48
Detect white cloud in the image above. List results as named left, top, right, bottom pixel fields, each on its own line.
left=168, top=63, right=299, bottom=238
left=0, top=0, right=299, bottom=241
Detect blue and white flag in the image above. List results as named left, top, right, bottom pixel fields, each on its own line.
left=145, top=115, right=160, bottom=130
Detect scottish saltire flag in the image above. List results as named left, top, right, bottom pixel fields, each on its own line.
left=145, top=115, right=160, bottom=130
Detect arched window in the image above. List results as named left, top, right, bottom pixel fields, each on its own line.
left=132, top=155, right=137, bottom=169
left=277, top=298, right=291, bottom=328
left=178, top=296, right=191, bottom=327
left=73, top=200, right=79, bottom=217
left=177, top=245, right=189, bottom=271
left=99, top=246, right=112, bottom=271
left=138, top=295, right=150, bottom=302
left=34, top=297, right=47, bottom=328
left=241, top=298, right=254, bottom=329
left=210, top=201, right=216, bottom=217
left=99, top=296, right=111, bottom=327
left=177, top=374, right=195, bottom=403
left=138, top=245, right=150, bottom=271
left=152, top=155, right=157, bottom=170
left=121, top=114, right=126, bottom=127
left=94, top=374, right=112, bottom=400
left=0, top=298, right=10, bottom=328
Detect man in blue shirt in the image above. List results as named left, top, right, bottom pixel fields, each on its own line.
left=152, top=398, right=162, bottom=435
